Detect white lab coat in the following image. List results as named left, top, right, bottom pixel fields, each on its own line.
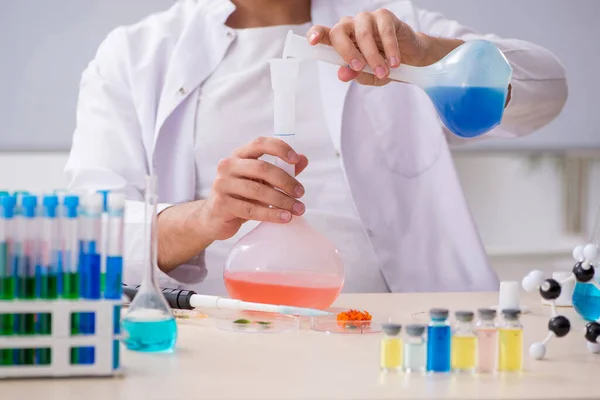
left=65, top=0, right=568, bottom=293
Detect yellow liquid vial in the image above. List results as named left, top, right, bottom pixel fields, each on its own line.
left=498, top=328, right=522, bottom=372
left=381, top=337, right=402, bottom=372
left=451, top=335, right=476, bottom=371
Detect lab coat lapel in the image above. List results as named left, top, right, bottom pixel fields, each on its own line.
left=153, top=0, right=235, bottom=151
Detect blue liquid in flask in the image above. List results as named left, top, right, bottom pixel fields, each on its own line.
left=572, top=281, right=600, bottom=322
left=425, top=87, right=507, bottom=138
left=122, top=311, right=177, bottom=353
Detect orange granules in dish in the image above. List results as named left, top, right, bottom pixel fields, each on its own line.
left=336, top=309, right=372, bottom=328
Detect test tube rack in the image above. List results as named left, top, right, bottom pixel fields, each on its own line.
left=0, top=298, right=123, bottom=378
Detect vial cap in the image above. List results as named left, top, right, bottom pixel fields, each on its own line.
left=381, top=323, right=402, bottom=336
left=455, top=310, right=474, bottom=322
left=22, top=195, right=38, bottom=218
left=0, top=195, right=15, bottom=219
left=477, top=308, right=497, bottom=320
left=64, top=195, right=80, bottom=218
left=43, top=195, right=59, bottom=218
left=502, top=308, right=521, bottom=320
left=429, top=308, right=449, bottom=320
left=405, top=324, right=426, bottom=337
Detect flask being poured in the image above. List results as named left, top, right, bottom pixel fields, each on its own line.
left=122, top=176, right=177, bottom=352
left=283, top=31, right=513, bottom=139
left=223, top=58, right=345, bottom=310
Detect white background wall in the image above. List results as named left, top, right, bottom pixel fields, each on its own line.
left=1, top=152, right=598, bottom=282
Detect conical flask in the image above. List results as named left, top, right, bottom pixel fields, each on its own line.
left=283, top=30, right=513, bottom=139
left=223, top=59, right=345, bottom=310
left=122, top=176, right=177, bottom=352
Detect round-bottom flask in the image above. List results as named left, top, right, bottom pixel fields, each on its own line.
left=224, top=215, right=345, bottom=310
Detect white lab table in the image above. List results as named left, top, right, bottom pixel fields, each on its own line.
left=2, top=292, right=597, bottom=399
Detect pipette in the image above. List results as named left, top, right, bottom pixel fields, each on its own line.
left=123, top=285, right=333, bottom=317
left=283, top=30, right=513, bottom=139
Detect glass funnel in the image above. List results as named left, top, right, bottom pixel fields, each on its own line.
left=283, top=31, right=513, bottom=138
left=223, top=58, right=345, bottom=310
left=122, top=176, right=177, bottom=352
left=572, top=207, right=600, bottom=321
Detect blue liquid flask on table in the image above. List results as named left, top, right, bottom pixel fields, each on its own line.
left=122, top=176, right=177, bottom=353
left=572, top=210, right=600, bottom=321
left=426, top=308, right=451, bottom=373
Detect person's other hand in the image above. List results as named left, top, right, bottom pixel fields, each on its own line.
left=198, top=137, right=309, bottom=241
left=307, top=9, right=446, bottom=86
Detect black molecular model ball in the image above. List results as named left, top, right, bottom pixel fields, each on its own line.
left=585, top=322, right=600, bottom=343
left=548, top=316, right=571, bottom=337
left=540, top=279, right=561, bottom=300
left=573, top=262, right=595, bottom=283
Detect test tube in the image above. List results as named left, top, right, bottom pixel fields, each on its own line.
left=79, top=193, right=103, bottom=365
left=0, top=195, right=16, bottom=366
left=61, top=195, right=80, bottom=365
left=97, top=190, right=109, bottom=294
left=17, top=195, right=38, bottom=365
left=106, top=192, right=125, bottom=370
left=36, top=195, right=59, bottom=365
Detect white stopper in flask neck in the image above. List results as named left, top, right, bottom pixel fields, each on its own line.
left=269, top=58, right=299, bottom=177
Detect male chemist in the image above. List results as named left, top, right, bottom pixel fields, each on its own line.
left=65, top=0, right=568, bottom=295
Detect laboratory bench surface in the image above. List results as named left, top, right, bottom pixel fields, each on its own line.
left=2, top=292, right=597, bottom=400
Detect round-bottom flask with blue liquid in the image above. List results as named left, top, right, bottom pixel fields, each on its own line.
left=573, top=280, right=600, bottom=322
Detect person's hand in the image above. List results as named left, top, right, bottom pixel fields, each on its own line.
left=307, top=9, right=461, bottom=87
left=198, top=136, right=309, bottom=241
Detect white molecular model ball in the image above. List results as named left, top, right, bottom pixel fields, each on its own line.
left=587, top=341, right=600, bottom=354
left=529, top=342, right=547, bottom=360
left=573, top=245, right=584, bottom=262
left=522, top=270, right=545, bottom=292
left=583, top=244, right=598, bottom=263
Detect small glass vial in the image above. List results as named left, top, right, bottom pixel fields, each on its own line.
left=381, top=323, right=403, bottom=373
left=451, top=311, right=476, bottom=373
left=426, top=308, right=451, bottom=373
left=498, top=309, right=523, bottom=372
left=475, top=308, right=498, bottom=373
left=403, top=324, right=426, bottom=373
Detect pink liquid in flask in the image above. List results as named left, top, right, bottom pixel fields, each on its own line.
left=224, top=270, right=343, bottom=310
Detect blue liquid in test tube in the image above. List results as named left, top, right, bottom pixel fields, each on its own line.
left=79, top=193, right=103, bottom=365
left=426, top=308, right=451, bottom=373
left=105, top=192, right=125, bottom=370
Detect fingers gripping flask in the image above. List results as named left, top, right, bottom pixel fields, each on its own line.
left=223, top=59, right=345, bottom=310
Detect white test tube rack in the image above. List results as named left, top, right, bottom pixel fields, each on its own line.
left=0, top=298, right=123, bottom=378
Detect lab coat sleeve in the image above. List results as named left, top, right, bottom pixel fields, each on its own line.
left=415, top=8, right=568, bottom=145
left=64, top=28, right=207, bottom=288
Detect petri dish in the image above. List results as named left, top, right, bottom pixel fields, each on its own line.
left=215, top=310, right=300, bottom=334
left=310, top=314, right=383, bottom=334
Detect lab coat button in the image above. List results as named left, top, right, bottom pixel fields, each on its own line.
left=226, top=30, right=235, bottom=39
left=367, top=229, right=374, bottom=237
left=179, top=87, right=187, bottom=95
left=335, top=151, right=341, bottom=157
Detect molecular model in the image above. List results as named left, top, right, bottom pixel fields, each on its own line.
left=522, top=243, right=600, bottom=360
